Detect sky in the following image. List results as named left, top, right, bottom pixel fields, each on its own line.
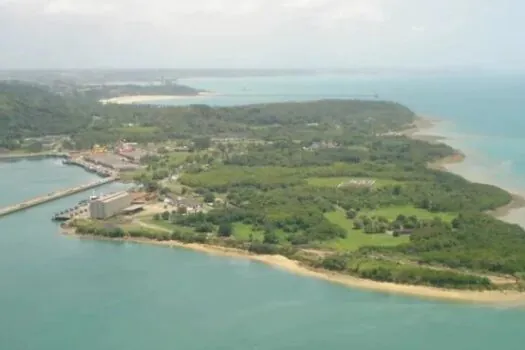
left=0, top=0, right=523, bottom=69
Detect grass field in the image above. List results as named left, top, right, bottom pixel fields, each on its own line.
left=233, top=223, right=264, bottom=242
left=323, top=210, right=409, bottom=251
left=306, top=177, right=401, bottom=188
left=167, top=151, right=191, bottom=165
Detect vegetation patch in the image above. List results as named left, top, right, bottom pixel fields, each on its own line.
left=322, top=210, right=409, bottom=251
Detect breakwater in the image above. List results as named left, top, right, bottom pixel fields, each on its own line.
left=63, top=158, right=115, bottom=178
left=0, top=177, right=116, bottom=218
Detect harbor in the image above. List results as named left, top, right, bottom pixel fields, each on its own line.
left=62, top=158, right=115, bottom=177
left=52, top=204, right=89, bottom=221
left=0, top=143, right=146, bottom=220
left=0, top=177, right=117, bottom=219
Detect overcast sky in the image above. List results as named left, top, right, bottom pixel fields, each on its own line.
left=0, top=0, right=523, bottom=69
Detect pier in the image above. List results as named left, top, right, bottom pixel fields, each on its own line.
left=0, top=177, right=117, bottom=219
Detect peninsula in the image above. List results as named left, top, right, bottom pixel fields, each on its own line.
left=3, top=81, right=525, bottom=303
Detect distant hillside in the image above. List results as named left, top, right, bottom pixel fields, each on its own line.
left=0, top=82, right=90, bottom=148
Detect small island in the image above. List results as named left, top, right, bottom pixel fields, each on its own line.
left=2, top=81, right=525, bottom=303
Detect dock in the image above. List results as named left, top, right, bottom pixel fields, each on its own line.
left=52, top=203, right=89, bottom=221
left=0, top=177, right=117, bottom=219
left=62, top=158, right=115, bottom=177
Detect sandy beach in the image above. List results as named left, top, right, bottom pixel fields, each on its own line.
left=407, top=116, right=525, bottom=221
left=64, top=230, right=525, bottom=306
left=99, top=91, right=217, bottom=104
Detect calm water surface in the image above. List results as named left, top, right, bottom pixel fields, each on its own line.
left=2, top=74, right=525, bottom=349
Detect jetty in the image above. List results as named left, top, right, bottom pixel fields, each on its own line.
left=0, top=177, right=117, bottom=219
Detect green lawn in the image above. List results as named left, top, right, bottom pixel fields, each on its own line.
left=323, top=210, right=409, bottom=251
left=167, top=151, right=191, bottom=165
left=306, top=177, right=401, bottom=188
left=233, top=223, right=264, bottom=242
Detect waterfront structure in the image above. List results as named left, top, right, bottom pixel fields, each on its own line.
left=89, top=191, right=132, bottom=219
left=84, top=154, right=142, bottom=172
left=0, top=177, right=116, bottom=219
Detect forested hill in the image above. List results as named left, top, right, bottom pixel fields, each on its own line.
left=0, top=81, right=418, bottom=150
left=0, top=82, right=90, bottom=148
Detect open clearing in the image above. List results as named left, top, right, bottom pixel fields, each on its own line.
left=322, top=210, right=409, bottom=251
left=322, top=207, right=456, bottom=252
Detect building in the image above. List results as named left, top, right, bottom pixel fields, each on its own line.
left=166, top=195, right=204, bottom=213
left=89, top=191, right=132, bottom=219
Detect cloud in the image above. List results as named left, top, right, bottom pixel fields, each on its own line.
left=411, top=26, right=426, bottom=32
left=0, top=0, right=524, bottom=69
left=43, top=1, right=116, bottom=15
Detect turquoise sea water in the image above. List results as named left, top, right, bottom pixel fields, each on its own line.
left=2, top=74, right=525, bottom=349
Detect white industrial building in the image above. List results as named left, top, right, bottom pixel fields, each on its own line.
left=89, top=191, right=132, bottom=219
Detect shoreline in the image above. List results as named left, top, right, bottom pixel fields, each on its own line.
left=63, top=229, right=525, bottom=305
left=99, top=91, right=218, bottom=104
left=406, top=116, right=525, bottom=220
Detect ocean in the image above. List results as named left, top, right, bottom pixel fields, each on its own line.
left=1, top=74, right=525, bottom=349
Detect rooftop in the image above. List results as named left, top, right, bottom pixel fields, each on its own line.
left=98, top=191, right=130, bottom=204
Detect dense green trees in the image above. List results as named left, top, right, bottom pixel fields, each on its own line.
left=217, top=222, right=234, bottom=237
left=321, top=254, right=493, bottom=290
left=0, top=82, right=92, bottom=147
left=392, top=213, right=525, bottom=275
left=1, top=82, right=419, bottom=149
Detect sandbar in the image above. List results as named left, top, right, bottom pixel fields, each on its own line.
left=100, top=91, right=217, bottom=104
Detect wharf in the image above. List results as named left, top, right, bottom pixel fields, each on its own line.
left=62, top=158, right=115, bottom=178
left=0, top=177, right=117, bottom=219
left=52, top=204, right=89, bottom=221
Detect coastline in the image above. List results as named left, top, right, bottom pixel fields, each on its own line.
left=407, top=116, right=525, bottom=220
left=99, top=91, right=217, bottom=104
left=63, top=229, right=525, bottom=305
